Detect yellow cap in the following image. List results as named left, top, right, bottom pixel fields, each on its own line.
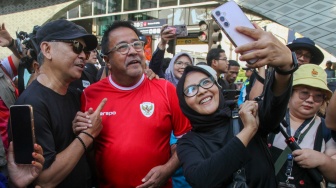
left=293, top=64, right=332, bottom=99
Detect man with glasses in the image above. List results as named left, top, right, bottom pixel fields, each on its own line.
left=206, top=48, right=229, bottom=88
left=80, top=21, right=191, bottom=188
left=12, top=19, right=106, bottom=187
left=287, top=37, right=324, bottom=66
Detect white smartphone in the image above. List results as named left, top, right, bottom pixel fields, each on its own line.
left=211, top=1, right=258, bottom=64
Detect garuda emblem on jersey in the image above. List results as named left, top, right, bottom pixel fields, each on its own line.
left=140, top=102, right=154, bottom=117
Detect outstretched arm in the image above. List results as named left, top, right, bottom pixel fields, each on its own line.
left=326, top=92, right=336, bottom=131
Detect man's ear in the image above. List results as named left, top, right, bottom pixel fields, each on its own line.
left=212, top=59, right=218, bottom=67
left=32, top=61, right=40, bottom=73
left=103, top=55, right=109, bottom=64
left=40, top=42, right=51, bottom=60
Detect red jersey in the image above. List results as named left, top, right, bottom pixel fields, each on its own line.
left=81, top=74, right=191, bottom=188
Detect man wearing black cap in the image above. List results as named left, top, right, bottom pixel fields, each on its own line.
left=12, top=19, right=106, bottom=187
left=287, top=37, right=324, bottom=66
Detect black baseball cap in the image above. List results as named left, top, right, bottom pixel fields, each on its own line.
left=36, top=19, right=97, bottom=51
left=287, top=37, right=324, bottom=65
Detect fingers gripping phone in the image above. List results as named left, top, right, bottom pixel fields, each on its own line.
left=165, top=25, right=188, bottom=37
left=10, top=105, right=36, bottom=164
left=211, top=1, right=258, bottom=64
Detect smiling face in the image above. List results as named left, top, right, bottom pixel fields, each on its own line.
left=174, top=55, right=192, bottom=80
left=46, top=38, right=87, bottom=82
left=184, top=71, right=220, bottom=115
left=104, top=27, right=145, bottom=86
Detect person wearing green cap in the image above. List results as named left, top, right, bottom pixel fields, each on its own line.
left=268, top=64, right=336, bottom=187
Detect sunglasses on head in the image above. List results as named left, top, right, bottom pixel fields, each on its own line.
left=49, top=40, right=90, bottom=60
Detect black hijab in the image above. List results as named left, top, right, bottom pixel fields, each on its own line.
left=176, top=66, right=231, bottom=132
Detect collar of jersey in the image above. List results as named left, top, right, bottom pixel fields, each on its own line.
left=109, top=74, right=145, bottom=91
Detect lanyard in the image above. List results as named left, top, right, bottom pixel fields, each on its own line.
left=285, top=110, right=316, bottom=144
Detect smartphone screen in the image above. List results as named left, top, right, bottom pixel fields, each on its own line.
left=10, top=105, right=35, bottom=164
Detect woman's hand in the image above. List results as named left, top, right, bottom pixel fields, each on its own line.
left=236, top=101, right=259, bottom=147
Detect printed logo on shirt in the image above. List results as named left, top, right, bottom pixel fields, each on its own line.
left=82, top=80, right=90, bottom=88
left=140, top=102, right=154, bottom=117
left=100, top=111, right=117, bottom=116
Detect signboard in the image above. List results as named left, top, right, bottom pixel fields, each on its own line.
left=176, top=38, right=207, bottom=45
left=133, top=19, right=167, bottom=36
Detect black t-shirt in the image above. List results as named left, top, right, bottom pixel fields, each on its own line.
left=15, top=80, right=92, bottom=187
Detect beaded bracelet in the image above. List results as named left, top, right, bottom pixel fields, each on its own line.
left=76, top=136, right=87, bottom=152
left=81, top=131, right=94, bottom=141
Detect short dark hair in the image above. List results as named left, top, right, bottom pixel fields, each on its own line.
left=206, top=48, right=225, bottom=66
left=228, top=60, right=240, bottom=69
left=101, top=20, right=140, bottom=55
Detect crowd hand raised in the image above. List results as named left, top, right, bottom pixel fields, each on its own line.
left=235, top=23, right=293, bottom=70
left=136, top=165, right=170, bottom=188
left=239, top=100, right=259, bottom=130
left=8, top=142, right=44, bottom=188
left=0, top=23, right=13, bottom=47
left=0, top=36, right=9, bottom=47
left=292, top=149, right=324, bottom=169
left=158, top=24, right=176, bottom=51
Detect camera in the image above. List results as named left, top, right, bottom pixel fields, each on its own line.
left=15, top=25, right=40, bottom=73
left=222, top=89, right=240, bottom=100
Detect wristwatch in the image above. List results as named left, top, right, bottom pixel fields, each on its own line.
left=274, top=52, right=298, bottom=75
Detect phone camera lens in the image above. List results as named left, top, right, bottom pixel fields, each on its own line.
left=224, top=22, right=230, bottom=27
left=220, top=16, right=225, bottom=22
left=215, top=11, right=220, bottom=16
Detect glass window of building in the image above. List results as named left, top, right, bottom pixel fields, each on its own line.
left=108, top=0, right=122, bottom=13
left=94, top=0, right=106, bottom=15
left=124, top=0, right=138, bottom=11
left=173, top=8, right=187, bottom=25
left=68, top=6, right=79, bottom=19
left=189, top=7, right=207, bottom=25
left=129, top=11, right=159, bottom=21
left=97, top=16, right=121, bottom=36
left=141, top=0, right=157, bottom=9
left=159, top=0, right=177, bottom=7
left=158, top=9, right=173, bottom=25
left=81, top=0, right=92, bottom=17
left=180, top=0, right=204, bottom=5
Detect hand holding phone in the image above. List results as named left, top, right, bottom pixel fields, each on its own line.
left=211, top=1, right=258, bottom=64
left=10, top=105, right=36, bottom=164
left=165, top=25, right=188, bottom=37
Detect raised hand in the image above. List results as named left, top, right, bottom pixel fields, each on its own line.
left=235, top=23, right=292, bottom=70
left=0, top=23, right=13, bottom=47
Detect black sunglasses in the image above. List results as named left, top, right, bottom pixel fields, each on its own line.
left=49, top=40, right=90, bottom=60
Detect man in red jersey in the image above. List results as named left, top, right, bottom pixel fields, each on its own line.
left=80, top=21, right=191, bottom=188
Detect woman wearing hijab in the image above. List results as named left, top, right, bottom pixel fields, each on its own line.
left=164, top=52, right=193, bottom=86
left=175, top=64, right=292, bottom=188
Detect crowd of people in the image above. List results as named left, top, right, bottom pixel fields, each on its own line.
left=0, top=17, right=335, bottom=188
